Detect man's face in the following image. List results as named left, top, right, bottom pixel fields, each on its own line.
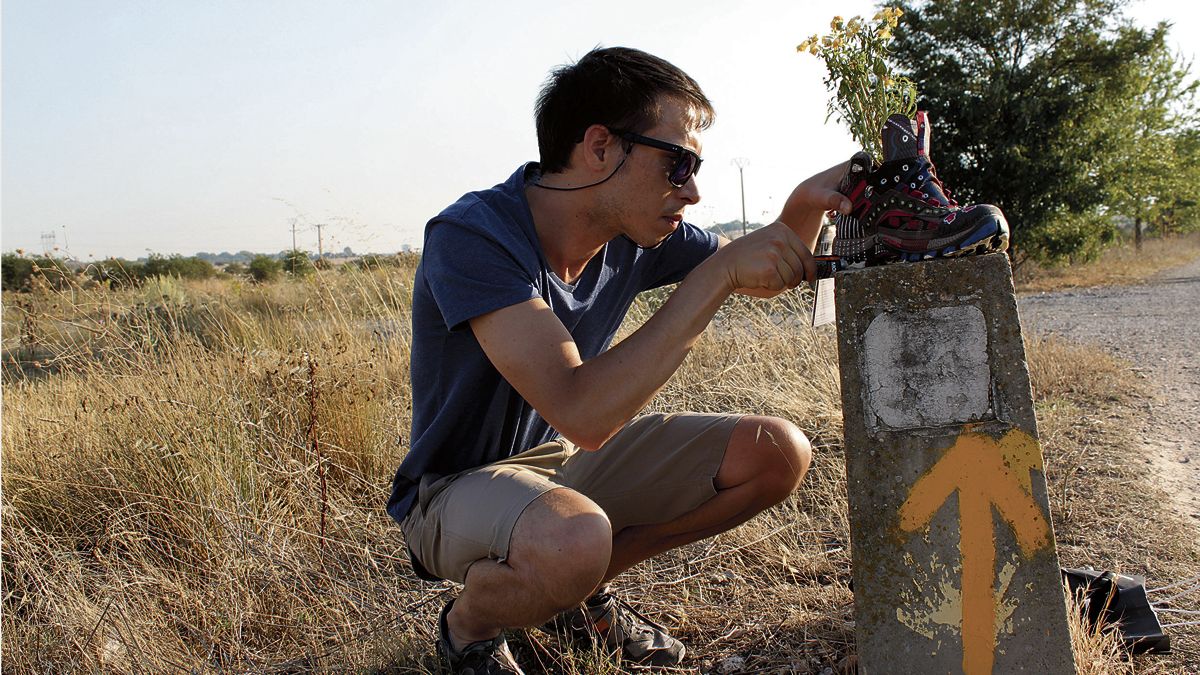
left=601, top=97, right=703, bottom=248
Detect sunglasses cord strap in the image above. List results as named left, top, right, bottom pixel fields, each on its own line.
left=530, top=145, right=632, bottom=192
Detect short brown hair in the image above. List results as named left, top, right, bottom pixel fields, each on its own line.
left=534, top=47, right=715, bottom=173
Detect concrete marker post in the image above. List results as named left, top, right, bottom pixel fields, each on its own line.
left=834, top=253, right=1076, bottom=674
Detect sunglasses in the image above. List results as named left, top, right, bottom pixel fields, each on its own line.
left=618, top=131, right=703, bottom=188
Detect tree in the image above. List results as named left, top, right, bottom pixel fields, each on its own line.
left=1155, top=127, right=1200, bottom=235
left=889, top=0, right=1197, bottom=260
left=1094, top=24, right=1198, bottom=249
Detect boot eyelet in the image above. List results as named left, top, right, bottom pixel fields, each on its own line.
left=902, top=164, right=909, bottom=171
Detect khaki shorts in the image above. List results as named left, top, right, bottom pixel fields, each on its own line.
left=401, top=412, right=740, bottom=583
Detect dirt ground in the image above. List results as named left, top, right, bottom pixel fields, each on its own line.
left=1018, top=256, right=1200, bottom=522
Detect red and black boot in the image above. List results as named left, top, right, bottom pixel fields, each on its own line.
left=830, top=111, right=1009, bottom=264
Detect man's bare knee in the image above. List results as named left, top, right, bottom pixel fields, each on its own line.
left=508, top=489, right=612, bottom=610
left=738, top=416, right=812, bottom=496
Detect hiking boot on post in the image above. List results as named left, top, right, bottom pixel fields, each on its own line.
left=437, top=600, right=526, bottom=674
left=831, top=111, right=1009, bottom=264
left=543, top=586, right=686, bottom=667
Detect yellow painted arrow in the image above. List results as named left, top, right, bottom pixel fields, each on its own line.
left=898, top=427, right=1051, bottom=675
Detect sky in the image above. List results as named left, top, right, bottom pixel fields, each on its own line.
left=3, top=0, right=1197, bottom=260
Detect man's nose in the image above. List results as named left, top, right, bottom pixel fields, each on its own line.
left=677, top=175, right=701, bottom=204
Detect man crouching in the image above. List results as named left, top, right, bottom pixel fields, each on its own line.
left=387, top=46, right=851, bottom=673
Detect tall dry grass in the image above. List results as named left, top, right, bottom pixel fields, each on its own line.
left=3, top=262, right=1194, bottom=672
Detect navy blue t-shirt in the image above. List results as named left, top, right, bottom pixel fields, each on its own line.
left=387, top=163, right=719, bottom=522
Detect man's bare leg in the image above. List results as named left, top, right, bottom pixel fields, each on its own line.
left=445, top=415, right=810, bottom=646
left=444, top=488, right=612, bottom=650
left=604, top=415, right=811, bottom=580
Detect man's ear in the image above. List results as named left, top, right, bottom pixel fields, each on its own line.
left=579, top=124, right=622, bottom=170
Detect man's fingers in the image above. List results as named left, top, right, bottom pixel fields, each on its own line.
left=775, top=257, right=796, bottom=290
left=782, top=225, right=816, bottom=285
left=778, top=249, right=804, bottom=288
left=823, top=190, right=851, bottom=213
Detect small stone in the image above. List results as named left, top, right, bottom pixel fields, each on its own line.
left=718, top=656, right=747, bottom=673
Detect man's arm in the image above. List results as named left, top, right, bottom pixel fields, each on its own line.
left=470, top=162, right=850, bottom=451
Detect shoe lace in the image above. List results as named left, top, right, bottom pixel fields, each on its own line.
left=916, top=161, right=958, bottom=208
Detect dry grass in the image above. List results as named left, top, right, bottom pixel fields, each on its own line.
left=2, top=264, right=1196, bottom=673
left=1067, top=589, right=1133, bottom=675
left=1028, top=335, right=1200, bottom=673
left=1015, top=233, right=1200, bottom=294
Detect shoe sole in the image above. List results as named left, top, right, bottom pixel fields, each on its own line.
left=883, top=213, right=1009, bottom=262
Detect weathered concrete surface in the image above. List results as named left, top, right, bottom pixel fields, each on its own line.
left=835, top=253, right=1075, bottom=675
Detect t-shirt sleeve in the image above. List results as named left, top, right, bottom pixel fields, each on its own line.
left=641, top=221, right=721, bottom=290
left=422, top=218, right=541, bottom=331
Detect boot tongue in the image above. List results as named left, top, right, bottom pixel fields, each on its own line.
left=881, top=112, right=930, bottom=163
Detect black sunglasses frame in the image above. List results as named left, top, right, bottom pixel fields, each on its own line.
left=617, top=131, right=703, bottom=188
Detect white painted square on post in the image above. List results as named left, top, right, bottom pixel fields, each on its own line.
left=862, top=305, right=993, bottom=431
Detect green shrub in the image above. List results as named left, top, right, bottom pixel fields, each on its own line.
left=248, top=255, right=282, bottom=283
left=2, top=253, right=72, bottom=291
left=356, top=251, right=421, bottom=270
left=282, top=249, right=315, bottom=276
left=1024, top=212, right=1120, bottom=265
left=142, top=254, right=215, bottom=280
left=2, top=253, right=34, bottom=291
left=356, top=254, right=396, bottom=269
left=87, top=258, right=145, bottom=288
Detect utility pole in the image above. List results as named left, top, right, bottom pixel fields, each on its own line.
left=314, top=223, right=326, bottom=261
left=732, top=157, right=749, bottom=237
left=290, top=218, right=299, bottom=252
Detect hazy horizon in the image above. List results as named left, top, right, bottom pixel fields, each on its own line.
left=4, top=0, right=1195, bottom=261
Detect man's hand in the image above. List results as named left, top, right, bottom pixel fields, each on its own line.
left=713, top=222, right=816, bottom=297
left=777, top=160, right=853, bottom=251
left=710, top=160, right=852, bottom=298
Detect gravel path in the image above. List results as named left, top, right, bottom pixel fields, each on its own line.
left=1018, top=256, right=1200, bottom=522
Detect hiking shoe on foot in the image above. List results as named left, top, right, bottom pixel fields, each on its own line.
left=438, top=600, right=525, bottom=674
left=831, top=111, right=1010, bottom=263
left=544, top=587, right=686, bottom=667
